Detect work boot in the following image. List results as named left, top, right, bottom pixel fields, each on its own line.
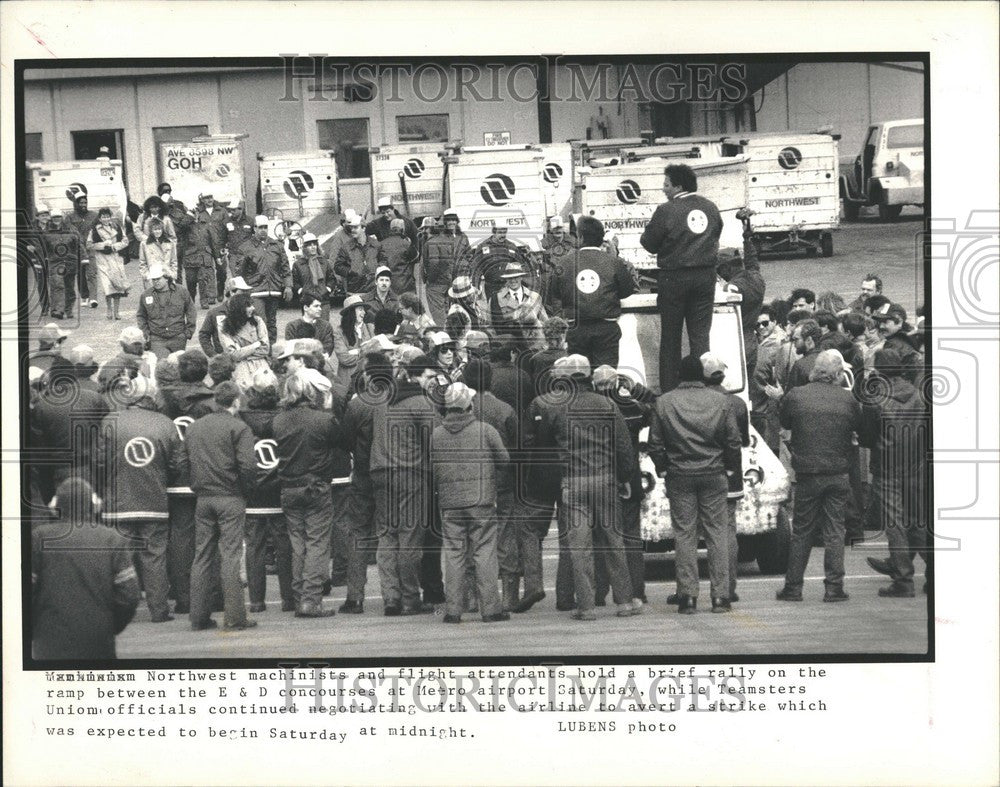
left=878, top=583, right=915, bottom=598
left=677, top=595, right=697, bottom=614
left=513, top=591, right=545, bottom=613
left=775, top=587, right=803, bottom=602
left=338, top=599, right=364, bottom=614
left=823, top=588, right=850, bottom=603
left=571, top=609, right=597, bottom=621
left=295, top=601, right=335, bottom=618
left=482, top=612, right=510, bottom=623
left=711, top=597, right=732, bottom=613
left=867, top=557, right=894, bottom=577
left=501, top=577, right=519, bottom=612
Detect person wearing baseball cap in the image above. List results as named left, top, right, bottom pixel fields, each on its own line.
left=428, top=330, right=461, bottom=383
left=860, top=347, right=930, bottom=598
left=539, top=214, right=578, bottom=313
left=292, top=231, right=337, bottom=321
left=39, top=204, right=84, bottom=320
left=195, top=190, right=229, bottom=300
left=361, top=265, right=401, bottom=327
left=699, top=351, right=751, bottom=606
left=65, top=344, right=100, bottom=388
left=871, top=302, right=922, bottom=384
left=648, top=354, right=742, bottom=613
left=421, top=209, right=471, bottom=326
left=137, top=260, right=197, bottom=360
left=28, top=323, right=70, bottom=372
left=366, top=195, right=418, bottom=246
left=430, top=382, right=511, bottom=624
left=334, top=210, right=380, bottom=296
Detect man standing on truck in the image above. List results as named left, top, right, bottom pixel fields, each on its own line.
left=640, top=163, right=723, bottom=393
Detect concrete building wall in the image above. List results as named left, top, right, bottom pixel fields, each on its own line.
left=753, top=62, right=925, bottom=161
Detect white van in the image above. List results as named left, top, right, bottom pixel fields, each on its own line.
left=369, top=142, right=450, bottom=222
left=27, top=157, right=127, bottom=220
left=840, top=118, right=924, bottom=220
left=258, top=150, right=339, bottom=221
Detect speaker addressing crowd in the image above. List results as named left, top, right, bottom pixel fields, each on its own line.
left=25, top=175, right=929, bottom=658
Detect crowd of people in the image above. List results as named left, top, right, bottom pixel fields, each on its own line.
left=25, top=163, right=929, bottom=659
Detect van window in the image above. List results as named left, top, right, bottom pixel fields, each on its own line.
left=886, top=124, right=923, bottom=149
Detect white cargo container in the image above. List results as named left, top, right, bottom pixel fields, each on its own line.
left=720, top=131, right=840, bottom=257
left=578, top=155, right=750, bottom=270
left=369, top=142, right=450, bottom=221
left=27, top=156, right=128, bottom=220
left=569, top=137, right=646, bottom=168
left=443, top=144, right=548, bottom=251
left=537, top=142, right=575, bottom=224
left=157, top=133, right=247, bottom=209
left=258, top=150, right=339, bottom=221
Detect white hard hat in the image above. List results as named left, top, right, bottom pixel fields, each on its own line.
left=147, top=263, right=165, bottom=279
left=377, top=197, right=393, bottom=209
left=301, top=232, right=318, bottom=244
left=253, top=215, right=269, bottom=227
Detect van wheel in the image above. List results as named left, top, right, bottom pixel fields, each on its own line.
left=756, top=506, right=791, bottom=575
left=878, top=203, right=903, bottom=221
left=821, top=233, right=834, bottom=258
left=843, top=201, right=861, bottom=221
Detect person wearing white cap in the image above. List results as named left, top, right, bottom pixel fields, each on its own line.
left=136, top=262, right=197, bottom=360
left=233, top=215, right=292, bottom=344
left=538, top=214, right=578, bottom=309
left=334, top=212, right=380, bottom=296
left=366, top=196, right=418, bottom=246
left=27, top=322, right=70, bottom=373
left=195, top=192, right=229, bottom=296
left=420, top=208, right=471, bottom=326
left=39, top=205, right=83, bottom=320
left=430, top=382, right=510, bottom=624
left=291, top=232, right=337, bottom=321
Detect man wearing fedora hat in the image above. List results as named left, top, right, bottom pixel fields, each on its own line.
left=446, top=275, right=490, bottom=332
left=470, top=223, right=534, bottom=302
left=488, top=260, right=547, bottom=346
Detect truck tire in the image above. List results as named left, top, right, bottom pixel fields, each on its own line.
left=843, top=201, right=861, bottom=221
left=755, top=506, right=791, bottom=575
left=821, top=232, right=834, bottom=258
left=878, top=203, right=903, bottom=221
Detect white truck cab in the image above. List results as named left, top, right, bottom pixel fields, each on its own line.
left=841, top=118, right=924, bottom=221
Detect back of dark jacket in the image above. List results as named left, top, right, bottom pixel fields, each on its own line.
left=183, top=411, right=257, bottom=497
left=639, top=193, right=723, bottom=270
left=159, top=382, right=215, bottom=421
left=240, top=407, right=280, bottom=507
left=472, top=390, right=518, bottom=493
left=860, top=377, right=926, bottom=476
left=550, top=246, right=636, bottom=323
left=31, top=385, right=110, bottom=491
left=780, top=381, right=863, bottom=475
left=547, top=382, right=636, bottom=483
left=597, top=385, right=650, bottom=499
left=272, top=403, right=347, bottom=486
left=340, top=393, right=381, bottom=486
left=648, top=382, right=742, bottom=477
left=431, top=411, right=509, bottom=510
left=368, top=380, right=439, bottom=474
left=489, top=361, right=535, bottom=417
left=788, top=348, right=821, bottom=390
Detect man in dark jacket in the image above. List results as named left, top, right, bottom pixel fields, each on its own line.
left=292, top=232, right=338, bottom=321
left=235, top=216, right=293, bottom=345
left=366, top=197, right=418, bottom=246
left=362, top=266, right=401, bottom=326
left=861, top=349, right=930, bottom=597
left=545, top=355, right=638, bottom=620
left=335, top=215, right=380, bottom=296
left=137, top=264, right=197, bottom=360
left=336, top=352, right=394, bottom=613
left=195, top=193, right=230, bottom=297
left=549, top=215, right=636, bottom=369
left=717, top=210, right=766, bottom=376
left=421, top=210, right=471, bottom=326
left=431, top=382, right=510, bottom=624
left=539, top=216, right=578, bottom=310
left=786, top=318, right=823, bottom=390
left=776, top=350, right=863, bottom=603
left=871, top=302, right=923, bottom=385
left=273, top=368, right=347, bottom=618
left=648, top=355, right=742, bottom=613
left=368, top=354, right=439, bottom=615
left=40, top=206, right=83, bottom=320
left=65, top=194, right=100, bottom=309
left=32, top=478, right=141, bottom=660
left=181, top=381, right=258, bottom=630
left=488, top=335, right=535, bottom=414
left=285, top=287, right=338, bottom=358
left=377, top=217, right=419, bottom=295
left=180, top=210, right=221, bottom=308
left=640, top=163, right=723, bottom=393
left=98, top=383, right=186, bottom=623
left=463, top=359, right=521, bottom=611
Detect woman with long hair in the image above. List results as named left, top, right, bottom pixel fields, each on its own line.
left=86, top=207, right=130, bottom=320
left=137, top=195, right=177, bottom=243
left=333, top=294, right=374, bottom=384
left=138, top=218, right=178, bottom=286
left=219, top=292, right=271, bottom=389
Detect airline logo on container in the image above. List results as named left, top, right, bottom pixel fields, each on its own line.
left=402, top=158, right=426, bottom=179
left=480, top=173, right=516, bottom=206
left=777, top=147, right=803, bottom=170
left=282, top=170, right=315, bottom=199
left=615, top=179, right=642, bottom=204
left=543, top=162, right=563, bottom=184
left=65, top=182, right=88, bottom=203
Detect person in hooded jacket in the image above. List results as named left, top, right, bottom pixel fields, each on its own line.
left=377, top=217, right=419, bottom=295
left=430, top=382, right=510, bottom=624
left=240, top=369, right=294, bottom=613
left=421, top=210, right=471, bottom=326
